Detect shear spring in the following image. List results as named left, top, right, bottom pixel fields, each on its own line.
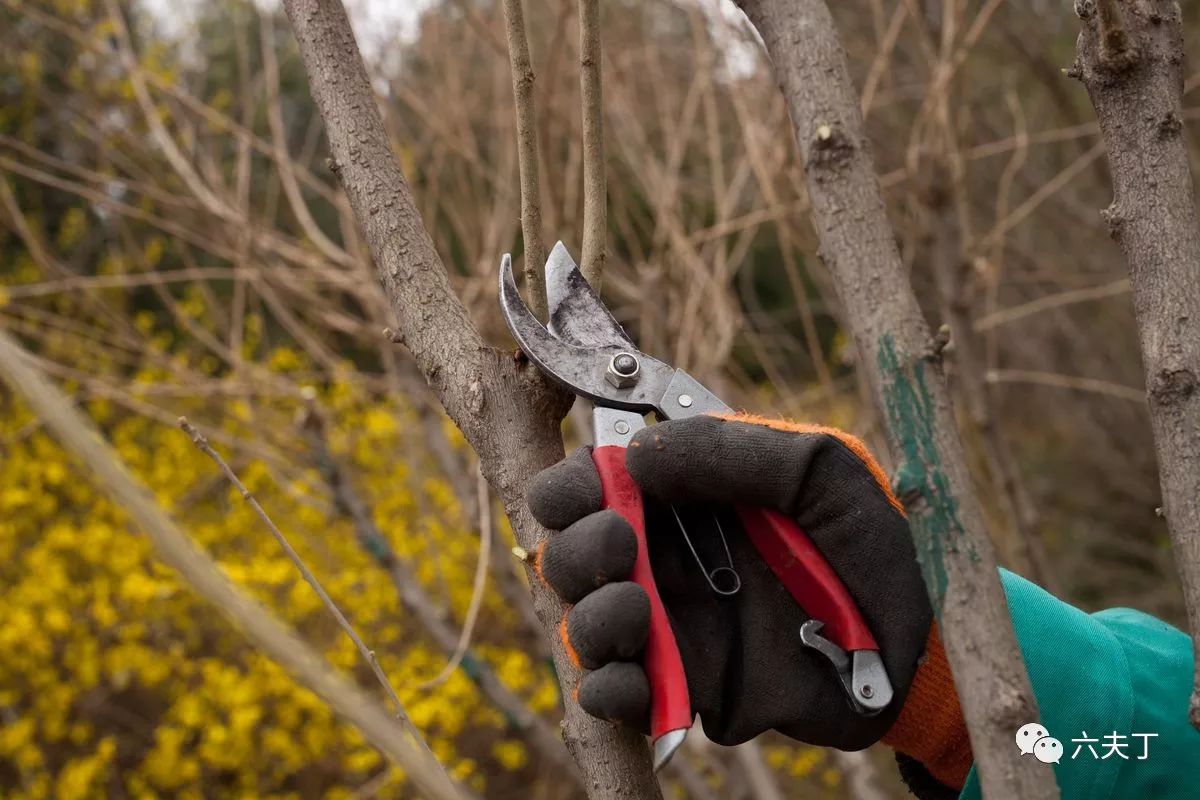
left=671, top=506, right=741, bottom=596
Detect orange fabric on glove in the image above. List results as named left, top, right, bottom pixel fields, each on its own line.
left=882, top=622, right=973, bottom=790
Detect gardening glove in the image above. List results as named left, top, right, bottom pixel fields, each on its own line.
left=527, top=414, right=971, bottom=793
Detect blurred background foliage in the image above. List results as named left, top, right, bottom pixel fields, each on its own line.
left=1, top=0, right=1197, bottom=797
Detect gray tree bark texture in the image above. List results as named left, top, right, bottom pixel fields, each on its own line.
left=281, top=1, right=664, bottom=797
left=733, top=2, right=1060, bottom=797
left=1071, top=0, right=1200, bottom=728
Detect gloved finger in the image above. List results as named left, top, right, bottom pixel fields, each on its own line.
left=577, top=662, right=650, bottom=730
left=527, top=446, right=602, bottom=531
left=626, top=415, right=899, bottom=520
left=538, top=510, right=637, bottom=604
left=564, top=581, right=649, bottom=670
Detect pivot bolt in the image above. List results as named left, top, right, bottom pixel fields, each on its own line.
left=606, top=352, right=640, bottom=389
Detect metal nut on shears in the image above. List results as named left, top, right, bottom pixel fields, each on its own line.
left=606, top=352, right=640, bottom=389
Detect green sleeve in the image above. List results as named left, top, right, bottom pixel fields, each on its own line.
left=958, top=570, right=1200, bottom=800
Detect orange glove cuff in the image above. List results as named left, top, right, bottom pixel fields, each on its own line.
left=881, top=622, right=973, bottom=790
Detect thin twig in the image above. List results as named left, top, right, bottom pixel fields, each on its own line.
left=985, top=368, right=1145, bottom=403
left=103, top=0, right=231, bottom=220
left=974, top=277, right=1131, bottom=331
left=0, top=330, right=468, bottom=800
left=259, top=9, right=352, bottom=267
left=416, top=466, right=492, bottom=690
left=298, top=405, right=582, bottom=777
left=502, top=0, right=549, bottom=317
left=972, top=141, right=1106, bottom=248
left=176, top=416, right=419, bottom=736
left=578, top=0, right=606, bottom=288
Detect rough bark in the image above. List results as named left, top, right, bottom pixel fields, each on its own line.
left=281, top=2, right=663, bottom=797
left=733, top=2, right=1060, bottom=797
left=1071, top=0, right=1200, bottom=727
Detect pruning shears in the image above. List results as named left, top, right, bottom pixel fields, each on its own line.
left=499, top=243, right=893, bottom=769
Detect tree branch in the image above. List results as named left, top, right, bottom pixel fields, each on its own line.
left=502, top=0, right=549, bottom=317
left=281, top=0, right=485, bottom=400
left=281, top=2, right=662, bottom=795
left=0, top=328, right=472, bottom=800
left=733, top=2, right=1059, bottom=796
left=1072, top=0, right=1200, bottom=727
left=578, top=0, right=606, bottom=288
left=415, top=466, right=492, bottom=690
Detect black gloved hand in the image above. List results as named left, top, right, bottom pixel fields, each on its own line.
left=526, top=414, right=932, bottom=751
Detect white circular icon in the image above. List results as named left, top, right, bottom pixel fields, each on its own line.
left=1035, top=736, right=1064, bottom=764
left=1016, top=722, right=1049, bottom=755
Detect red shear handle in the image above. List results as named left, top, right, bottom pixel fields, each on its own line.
left=593, top=446, right=692, bottom=743
left=736, top=506, right=879, bottom=654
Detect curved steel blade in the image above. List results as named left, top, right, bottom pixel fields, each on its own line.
left=499, top=254, right=672, bottom=411
left=653, top=728, right=687, bottom=772
left=545, top=241, right=635, bottom=349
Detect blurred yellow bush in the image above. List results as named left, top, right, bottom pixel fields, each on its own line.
left=0, top=338, right=557, bottom=798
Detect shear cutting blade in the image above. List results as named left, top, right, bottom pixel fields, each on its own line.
left=545, top=241, right=636, bottom=350
left=499, top=246, right=708, bottom=415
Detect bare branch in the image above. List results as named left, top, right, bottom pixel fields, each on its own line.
left=0, top=329, right=471, bottom=800
left=985, top=369, right=1146, bottom=404
left=281, top=3, right=662, bottom=793
left=177, top=417, right=422, bottom=739
left=259, top=9, right=352, bottom=267
left=416, top=466, right=492, bottom=690
left=102, top=0, right=231, bottom=220
left=974, top=277, right=1131, bottom=331
left=502, top=0, right=549, bottom=317
left=281, top=0, right=485, bottom=398
left=578, top=0, right=607, bottom=288
left=733, top=2, right=1058, bottom=796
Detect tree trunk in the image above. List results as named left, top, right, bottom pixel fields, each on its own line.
left=733, top=2, right=1060, bottom=797
left=1071, top=0, right=1200, bottom=727
left=281, top=1, right=664, bottom=796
